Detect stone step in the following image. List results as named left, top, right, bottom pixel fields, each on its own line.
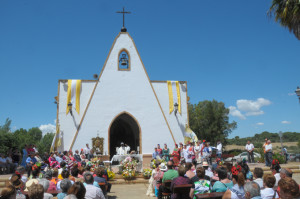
left=250, top=165, right=299, bottom=171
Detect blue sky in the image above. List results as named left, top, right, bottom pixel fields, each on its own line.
left=0, top=0, right=299, bottom=138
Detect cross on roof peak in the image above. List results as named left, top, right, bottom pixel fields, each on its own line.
left=116, top=7, right=131, bottom=32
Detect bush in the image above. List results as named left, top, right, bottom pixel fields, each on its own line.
left=272, top=152, right=285, bottom=164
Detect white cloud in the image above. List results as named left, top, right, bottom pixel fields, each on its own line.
left=281, top=120, right=291, bottom=124
left=39, top=123, right=56, bottom=135
left=229, top=106, right=246, bottom=120
left=288, top=93, right=296, bottom=96
left=236, top=98, right=271, bottom=116
left=256, top=122, right=264, bottom=126
left=229, top=98, right=271, bottom=120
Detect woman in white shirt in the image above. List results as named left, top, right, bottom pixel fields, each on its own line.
left=271, top=160, right=281, bottom=187
left=260, top=174, right=279, bottom=199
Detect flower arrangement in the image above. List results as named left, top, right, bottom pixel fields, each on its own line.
left=121, top=156, right=137, bottom=180
left=143, top=168, right=152, bottom=178
left=150, top=159, right=166, bottom=169
left=107, top=169, right=115, bottom=179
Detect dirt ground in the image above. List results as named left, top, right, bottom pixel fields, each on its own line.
left=225, top=142, right=298, bottom=152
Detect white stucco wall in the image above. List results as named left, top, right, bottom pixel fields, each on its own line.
left=58, top=32, right=188, bottom=155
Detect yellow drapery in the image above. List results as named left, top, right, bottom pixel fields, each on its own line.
left=66, top=80, right=81, bottom=115
left=167, top=81, right=174, bottom=114
left=167, top=81, right=181, bottom=114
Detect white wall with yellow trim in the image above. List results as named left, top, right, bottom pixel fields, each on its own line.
left=57, top=32, right=188, bottom=155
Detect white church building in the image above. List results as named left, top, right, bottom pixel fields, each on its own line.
left=55, top=30, right=190, bottom=164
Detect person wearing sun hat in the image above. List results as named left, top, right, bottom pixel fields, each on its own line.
left=202, top=162, right=213, bottom=178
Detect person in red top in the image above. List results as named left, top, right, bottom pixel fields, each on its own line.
left=157, top=144, right=162, bottom=158
left=26, top=144, right=35, bottom=154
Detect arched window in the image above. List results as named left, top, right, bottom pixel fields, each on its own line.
left=118, top=49, right=130, bottom=71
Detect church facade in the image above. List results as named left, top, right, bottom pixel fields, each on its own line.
left=56, top=31, right=189, bottom=163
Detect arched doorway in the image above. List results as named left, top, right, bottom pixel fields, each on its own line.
left=108, top=112, right=141, bottom=158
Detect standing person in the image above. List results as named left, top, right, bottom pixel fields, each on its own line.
left=186, top=143, right=194, bottom=163
left=12, top=148, right=21, bottom=167
left=84, top=144, right=91, bottom=161
left=262, top=138, right=268, bottom=166
left=282, top=147, right=288, bottom=163
left=74, top=150, right=82, bottom=162
left=216, top=141, right=222, bottom=159
left=162, top=144, right=170, bottom=161
left=171, top=144, right=180, bottom=166
left=21, top=145, right=28, bottom=168
left=125, top=144, right=130, bottom=154
left=152, top=147, right=159, bottom=159
left=194, top=141, right=201, bottom=163
left=157, top=144, right=162, bottom=158
left=25, top=153, right=37, bottom=177
left=265, top=140, right=273, bottom=167
left=207, top=142, right=213, bottom=165
left=245, top=140, right=255, bottom=163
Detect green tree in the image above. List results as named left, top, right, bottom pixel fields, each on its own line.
left=269, top=0, right=300, bottom=40
left=189, top=100, right=237, bottom=145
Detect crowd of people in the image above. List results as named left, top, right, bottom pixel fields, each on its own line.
left=152, top=140, right=222, bottom=166
left=146, top=156, right=300, bottom=199
left=0, top=143, right=111, bottom=199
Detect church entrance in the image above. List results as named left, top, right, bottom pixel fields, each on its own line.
left=108, top=112, right=141, bottom=158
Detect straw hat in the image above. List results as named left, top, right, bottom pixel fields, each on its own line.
left=202, top=162, right=209, bottom=167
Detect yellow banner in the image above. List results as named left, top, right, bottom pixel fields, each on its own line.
left=167, top=81, right=174, bottom=114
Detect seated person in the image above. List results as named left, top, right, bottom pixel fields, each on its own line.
left=44, top=170, right=56, bottom=191
left=158, top=161, right=179, bottom=199
left=28, top=184, right=44, bottom=199
left=57, top=179, right=72, bottom=199
left=189, top=167, right=211, bottom=199
left=38, top=178, right=53, bottom=199
left=244, top=182, right=261, bottom=199
left=57, top=170, right=74, bottom=190
left=278, top=177, right=300, bottom=199
left=94, top=167, right=111, bottom=195
left=223, top=168, right=245, bottom=198
left=212, top=167, right=233, bottom=192
left=67, top=181, right=86, bottom=199
left=170, top=165, right=192, bottom=199
left=260, top=174, right=279, bottom=199
left=253, top=167, right=264, bottom=189
left=83, top=172, right=105, bottom=199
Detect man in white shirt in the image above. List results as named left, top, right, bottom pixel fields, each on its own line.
left=84, top=173, right=105, bottom=199
left=125, top=144, right=130, bottom=154
left=84, top=144, right=91, bottom=160
left=216, top=141, right=222, bottom=159
left=117, top=142, right=126, bottom=155
left=265, top=140, right=273, bottom=167
left=245, top=140, right=255, bottom=163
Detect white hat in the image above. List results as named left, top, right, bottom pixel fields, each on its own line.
left=160, top=163, right=167, bottom=171
left=202, top=162, right=209, bottom=167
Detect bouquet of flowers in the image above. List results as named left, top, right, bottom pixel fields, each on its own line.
left=121, top=156, right=137, bottom=180
left=107, top=169, right=115, bottom=179
left=143, top=168, right=152, bottom=178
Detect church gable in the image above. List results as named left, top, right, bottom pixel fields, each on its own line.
left=65, top=32, right=178, bottom=154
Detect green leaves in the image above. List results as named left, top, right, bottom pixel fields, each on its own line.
left=0, top=118, right=54, bottom=154
left=269, top=0, right=300, bottom=40
left=188, top=100, right=237, bottom=145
